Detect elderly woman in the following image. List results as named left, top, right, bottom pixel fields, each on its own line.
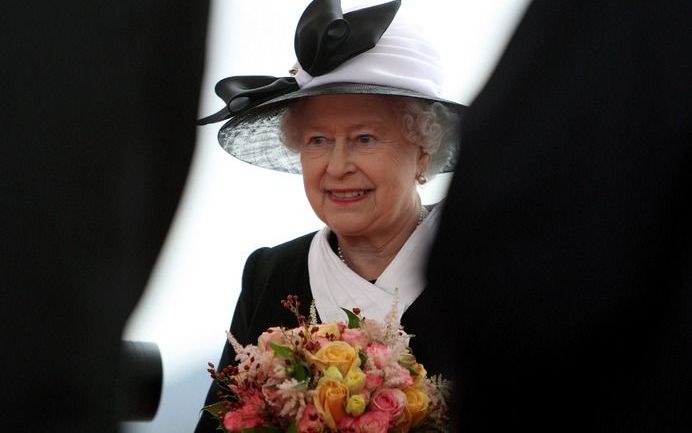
left=195, top=1, right=463, bottom=431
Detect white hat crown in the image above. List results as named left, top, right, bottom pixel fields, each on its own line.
left=295, top=22, right=444, bottom=98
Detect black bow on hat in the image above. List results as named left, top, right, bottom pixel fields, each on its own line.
left=198, top=0, right=401, bottom=125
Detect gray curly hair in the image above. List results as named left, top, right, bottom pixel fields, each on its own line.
left=393, top=97, right=460, bottom=177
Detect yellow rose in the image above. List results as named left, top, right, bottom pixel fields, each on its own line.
left=313, top=323, right=341, bottom=339
left=345, top=394, right=367, bottom=417
left=399, top=353, right=417, bottom=367
left=403, top=386, right=430, bottom=427
left=343, top=366, right=366, bottom=393
left=314, top=378, right=348, bottom=429
left=307, top=341, right=358, bottom=376
left=410, top=362, right=428, bottom=386
left=323, top=365, right=344, bottom=381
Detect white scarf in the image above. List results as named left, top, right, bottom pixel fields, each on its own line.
left=307, top=205, right=441, bottom=323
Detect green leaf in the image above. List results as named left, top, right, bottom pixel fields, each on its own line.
left=358, top=350, right=368, bottom=367
left=292, top=362, right=310, bottom=381
left=201, top=401, right=228, bottom=418
left=403, top=364, right=419, bottom=377
left=286, top=422, right=298, bottom=433
left=341, top=307, right=361, bottom=329
left=269, top=342, right=294, bottom=359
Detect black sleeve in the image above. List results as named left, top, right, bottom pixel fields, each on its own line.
left=230, top=247, right=269, bottom=344
left=193, top=247, right=268, bottom=433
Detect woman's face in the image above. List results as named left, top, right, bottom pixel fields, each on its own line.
left=290, top=94, right=428, bottom=240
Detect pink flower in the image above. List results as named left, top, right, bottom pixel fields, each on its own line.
left=371, top=388, right=407, bottom=422
left=257, top=326, right=287, bottom=351
left=337, top=415, right=358, bottom=433
left=364, top=343, right=391, bottom=369
left=297, top=404, right=325, bottom=433
left=341, top=329, right=368, bottom=349
left=355, top=411, right=391, bottom=433
left=383, top=363, right=414, bottom=388
left=365, top=371, right=384, bottom=390
left=222, top=395, right=264, bottom=432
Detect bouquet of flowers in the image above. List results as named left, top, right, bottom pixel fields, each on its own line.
left=203, top=295, right=450, bottom=432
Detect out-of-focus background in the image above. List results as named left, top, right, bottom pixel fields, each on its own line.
left=121, top=1, right=529, bottom=432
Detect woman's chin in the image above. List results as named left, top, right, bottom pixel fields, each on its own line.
left=328, top=220, right=370, bottom=238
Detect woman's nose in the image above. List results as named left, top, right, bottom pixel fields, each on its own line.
left=325, top=141, right=355, bottom=177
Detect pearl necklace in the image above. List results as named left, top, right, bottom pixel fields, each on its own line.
left=337, top=206, right=429, bottom=265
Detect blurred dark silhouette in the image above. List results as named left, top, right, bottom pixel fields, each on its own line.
left=0, top=1, right=208, bottom=432
left=118, top=341, right=163, bottom=422
left=427, top=1, right=691, bottom=432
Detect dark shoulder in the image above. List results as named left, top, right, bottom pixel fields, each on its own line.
left=242, top=232, right=317, bottom=294
left=247, top=232, right=316, bottom=272
left=269, top=231, right=316, bottom=254
left=238, top=232, right=316, bottom=341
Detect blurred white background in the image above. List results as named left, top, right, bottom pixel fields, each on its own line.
left=122, top=1, right=529, bottom=432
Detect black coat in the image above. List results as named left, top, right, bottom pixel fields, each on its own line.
left=195, top=232, right=454, bottom=432
left=427, top=1, right=692, bottom=432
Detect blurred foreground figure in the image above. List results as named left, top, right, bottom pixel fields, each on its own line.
left=1, top=1, right=208, bottom=432
left=428, top=1, right=691, bottom=431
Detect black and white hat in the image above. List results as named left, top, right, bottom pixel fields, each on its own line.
left=199, top=0, right=465, bottom=174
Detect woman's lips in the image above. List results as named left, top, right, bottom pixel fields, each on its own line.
left=327, top=189, right=372, bottom=202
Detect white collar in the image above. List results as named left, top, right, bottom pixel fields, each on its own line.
left=307, top=205, right=441, bottom=323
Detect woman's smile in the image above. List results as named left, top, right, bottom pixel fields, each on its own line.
left=327, top=188, right=373, bottom=203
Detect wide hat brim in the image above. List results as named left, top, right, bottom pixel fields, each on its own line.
left=217, top=82, right=466, bottom=174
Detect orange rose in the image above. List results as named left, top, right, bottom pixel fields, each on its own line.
left=307, top=341, right=359, bottom=376
left=314, top=378, right=349, bottom=429
left=403, top=386, right=430, bottom=427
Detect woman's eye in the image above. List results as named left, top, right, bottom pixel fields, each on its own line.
left=356, top=134, right=375, bottom=144
left=307, top=136, right=327, bottom=146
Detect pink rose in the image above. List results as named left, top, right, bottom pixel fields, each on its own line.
left=222, top=402, right=263, bottom=432
left=341, top=329, right=368, bottom=349
left=371, top=388, right=407, bottom=422
left=337, top=415, right=358, bottom=433
left=355, top=411, right=391, bottom=433
left=365, top=371, right=384, bottom=390
left=297, top=404, right=325, bottom=433
left=364, top=343, right=391, bottom=369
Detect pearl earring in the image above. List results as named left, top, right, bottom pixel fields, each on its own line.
left=416, top=172, right=428, bottom=185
